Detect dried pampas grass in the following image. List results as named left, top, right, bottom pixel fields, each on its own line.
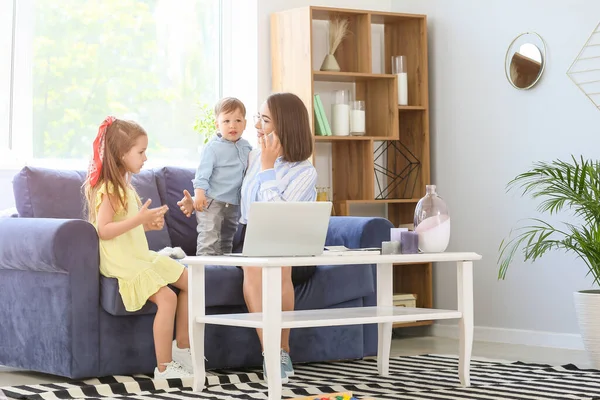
left=328, top=15, right=349, bottom=54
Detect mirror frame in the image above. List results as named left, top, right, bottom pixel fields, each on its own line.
left=505, top=32, right=547, bottom=90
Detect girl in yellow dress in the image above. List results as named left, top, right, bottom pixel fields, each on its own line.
left=84, top=116, right=193, bottom=380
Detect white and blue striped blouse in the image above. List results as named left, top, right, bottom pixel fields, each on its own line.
left=239, top=148, right=317, bottom=224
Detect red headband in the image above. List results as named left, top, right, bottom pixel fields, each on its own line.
left=87, top=116, right=116, bottom=187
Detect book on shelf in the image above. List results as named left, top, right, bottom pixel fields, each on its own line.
left=313, top=95, right=325, bottom=136
left=313, top=94, right=332, bottom=136
left=314, top=107, right=324, bottom=136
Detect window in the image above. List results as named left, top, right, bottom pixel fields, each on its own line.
left=4, top=0, right=224, bottom=168
left=0, top=1, right=15, bottom=163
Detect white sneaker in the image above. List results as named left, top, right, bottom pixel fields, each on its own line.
left=154, top=361, right=193, bottom=380
left=172, top=340, right=193, bottom=373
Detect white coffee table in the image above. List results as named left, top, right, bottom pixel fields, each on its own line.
left=183, top=252, right=481, bottom=400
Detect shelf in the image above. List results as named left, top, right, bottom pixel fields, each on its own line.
left=311, top=6, right=369, bottom=21
left=313, top=71, right=396, bottom=82
left=315, top=135, right=397, bottom=142
left=370, top=12, right=426, bottom=24
left=398, top=105, right=426, bottom=111
left=196, top=306, right=461, bottom=329
left=272, top=6, right=432, bottom=338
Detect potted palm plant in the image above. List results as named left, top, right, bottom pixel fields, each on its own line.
left=498, top=156, right=600, bottom=367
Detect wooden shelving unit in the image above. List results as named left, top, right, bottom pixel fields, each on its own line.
left=271, top=6, right=432, bottom=328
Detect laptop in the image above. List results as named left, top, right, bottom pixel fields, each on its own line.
left=230, top=201, right=332, bottom=257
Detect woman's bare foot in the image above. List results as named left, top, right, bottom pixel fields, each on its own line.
left=177, top=190, right=194, bottom=217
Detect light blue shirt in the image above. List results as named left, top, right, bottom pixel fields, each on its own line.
left=192, top=134, right=252, bottom=205
left=240, top=148, right=318, bottom=224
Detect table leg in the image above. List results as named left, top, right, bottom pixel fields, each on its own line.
left=377, top=262, right=393, bottom=376
left=457, top=261, right=473, bottom=387
left=189, top=264, right=206, bottom=392
left=263, top=266, right=282, bottom=400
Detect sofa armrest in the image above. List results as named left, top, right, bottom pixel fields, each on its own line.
left=0, top=217, right=98, bottom=273
left=326, top=216, right=393, bottom=249
left=0, top=217, right=101, bottom=378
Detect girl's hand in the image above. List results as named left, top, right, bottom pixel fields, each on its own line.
left=144, top=215, right=165, bottom=231
left=137, top=199, right=168, bottom=226
left=177, top=190, right=194, bottom=218
left=260, top=133, right=282, bottom=170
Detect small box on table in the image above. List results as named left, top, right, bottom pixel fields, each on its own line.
left=393, top=293, right=416, bottom=308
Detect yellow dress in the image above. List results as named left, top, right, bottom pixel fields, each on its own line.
left=95, top=182, right=184, bottom=312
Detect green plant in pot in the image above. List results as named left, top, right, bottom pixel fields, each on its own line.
left=193, top=102, right=217, bottom=145
left=498, top=156, right=600, bottom=366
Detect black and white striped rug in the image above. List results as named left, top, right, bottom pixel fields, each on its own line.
left=2, top=354, right=600, bottom=400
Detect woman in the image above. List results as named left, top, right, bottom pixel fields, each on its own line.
left=178, top=92, right=318, bottom=382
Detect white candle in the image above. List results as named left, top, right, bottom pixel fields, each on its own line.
left=396, top=72, right=408, bottom=105
left=350, top=109, right=365, bottom=134
left=332, top=104, right=350, bottom=136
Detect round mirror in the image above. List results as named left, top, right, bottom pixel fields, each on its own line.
left=505, top=32, right=546, bottom=90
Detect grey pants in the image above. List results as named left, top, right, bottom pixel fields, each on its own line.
left=196, top=198, right=240, bottom=256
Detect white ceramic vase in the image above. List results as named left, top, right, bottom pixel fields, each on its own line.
left=320, top=54, right=340, bottom=71
left=574, top=290, right=600, bottom=368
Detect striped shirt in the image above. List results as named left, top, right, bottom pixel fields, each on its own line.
left=239, top=148, right=318, bottom=224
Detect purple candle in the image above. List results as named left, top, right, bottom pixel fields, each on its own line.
left=400, top=231, right=419, bottom=254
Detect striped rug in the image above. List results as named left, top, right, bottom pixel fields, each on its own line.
left=1, top=354, right=600, bottom=399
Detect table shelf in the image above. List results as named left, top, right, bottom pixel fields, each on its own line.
left=197, top=306, right=461, bottom=329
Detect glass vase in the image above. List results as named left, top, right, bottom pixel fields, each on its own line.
left=413, top=185, right=450, bottom=253
left=392, top=55, right=408, bottom=105
left=331, top=89, right=350, bottom=136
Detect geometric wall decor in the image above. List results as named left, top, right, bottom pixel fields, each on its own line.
left=567, top=22, right=600, bottom=109
left=373, top=140, right=421, bottom=200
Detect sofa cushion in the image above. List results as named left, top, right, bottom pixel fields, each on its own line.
left=154, top=167, right=197, bottom=256
left=12, top=167, right=171, bottom=250
left=13, top=167, right=87, bottom=219
left=101, top=265, right=245, bottom=315
left=100, top=276, right=158, bottom=316
left=100, top=260, right=364, bottom=316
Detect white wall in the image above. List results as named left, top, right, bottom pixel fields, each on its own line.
left=389, top=0, right=600, bottom=348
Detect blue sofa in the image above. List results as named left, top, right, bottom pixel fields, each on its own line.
left=0, top=166, right=393, bottom=379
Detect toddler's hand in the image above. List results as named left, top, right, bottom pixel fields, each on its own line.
left=138, top=199, right=168, bottom=226
left=194, top=191, right=209, bottom=212
left=177, top=190, right=195, bottom=218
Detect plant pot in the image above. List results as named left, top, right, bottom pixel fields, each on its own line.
left=320, top=54, right=340, bottom=72
left=574, top=290, right=600, bottom=367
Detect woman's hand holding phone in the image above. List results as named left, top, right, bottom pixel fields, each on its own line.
left=260, top=133, right=281, bottom=170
